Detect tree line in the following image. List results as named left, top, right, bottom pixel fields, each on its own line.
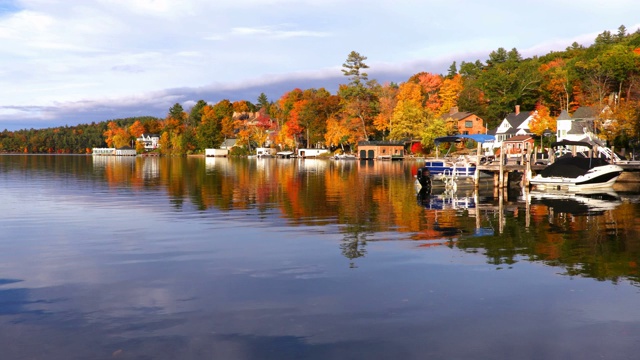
left=2, top=25, right=640, bottom=155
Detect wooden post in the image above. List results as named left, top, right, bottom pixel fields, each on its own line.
left=499, top=142, right=504, bottom=188
left=475, top=141, right=481, bottom=188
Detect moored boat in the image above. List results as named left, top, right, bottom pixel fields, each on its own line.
left=529, top=140, right=623, bottom=191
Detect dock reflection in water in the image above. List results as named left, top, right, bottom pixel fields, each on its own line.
left=2, top=155, right=640, bottom=359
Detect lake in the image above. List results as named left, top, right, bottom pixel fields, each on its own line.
left=2, top=154, right=640, bottom=360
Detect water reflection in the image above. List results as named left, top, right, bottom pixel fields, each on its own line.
left=2, top=155, right=639, bottom=282
left=4, top=155, right=640, bottom=358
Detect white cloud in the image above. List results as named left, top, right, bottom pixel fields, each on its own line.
left=2, top=0, right=640, bottom=130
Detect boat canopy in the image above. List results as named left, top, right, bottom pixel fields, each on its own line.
left=551, top=139, right=595, bottom=148
left=434, top=134, right=495, bottom=145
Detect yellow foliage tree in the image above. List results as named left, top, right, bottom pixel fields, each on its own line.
left=528, top=104, right=556, bottom=136
left=437, top=74, right=464, bottom=116
left=325, top=115, right=358, bottom=151
left=390, top=82, right=426, bottom=140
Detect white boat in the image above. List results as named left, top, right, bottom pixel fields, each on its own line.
left=332, top=153, right=357, bottom=160
left=529, top=140, right=623, bottom=191
left=276, top=151, right=295, bottom=159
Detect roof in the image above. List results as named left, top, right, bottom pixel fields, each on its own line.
left=221, top=138, right=237, bottom=147
left=505, top=127, right=520, bottom=135
left=572, top=106, right=597, bottom=119
left=503, top=135, right=534, bottom=142
left=358, top=141, right=404, bottom=146
left=505, top=111, right=533, bottom=128
left=568, top=119, right=594, bottom=135
left=442, top=111, right=474, bottom=121
left=557, top=110, right=572, bottom=121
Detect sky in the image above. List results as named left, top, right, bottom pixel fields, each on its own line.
left=1, top=0, right=639, bottom=131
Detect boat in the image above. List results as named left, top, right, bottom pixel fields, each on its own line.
left=529, top=139, right=623, bottom=191
left=424, top=156, right=477, bottom=181
left=418, top=134, right=495, bottom=188
left=332, top=153, right=357, bottom=160
left=276, top=151, right=295, bottom=159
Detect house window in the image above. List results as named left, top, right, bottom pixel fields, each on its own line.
left=465, top=121, right=473, bottom=128
left=463, top=131, right=469, bottom=135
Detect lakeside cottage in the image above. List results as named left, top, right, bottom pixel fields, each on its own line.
left=205, top=138, right=238, bottom=157
left=443, top=107, right=487, bottom=136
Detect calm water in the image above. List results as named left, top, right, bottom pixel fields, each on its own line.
left=2, top=155, right=640, bottom=360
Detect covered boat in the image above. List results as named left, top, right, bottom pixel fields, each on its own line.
left=424, top=134, right=495, bottom=181
left=529, top=139, right=623, bottom=191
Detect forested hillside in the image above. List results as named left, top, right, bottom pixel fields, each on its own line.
left=2, top=26, right=639, bottom=154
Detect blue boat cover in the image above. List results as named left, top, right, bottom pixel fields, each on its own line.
left=434, top=134, right=496, bottom=145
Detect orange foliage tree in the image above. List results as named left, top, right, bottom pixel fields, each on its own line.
left=372, top=82, right=399, bottom=137
left=103, top=122, right=131, bottom=148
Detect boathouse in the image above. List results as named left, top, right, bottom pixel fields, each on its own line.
left=357, top=141, right=404, bottom=160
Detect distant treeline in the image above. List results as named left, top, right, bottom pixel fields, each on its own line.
left=0, top=117, right=159, bottom=154
left=2, top=25, right=640, bottom=155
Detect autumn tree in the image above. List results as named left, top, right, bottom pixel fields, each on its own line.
left=438, top=74, right=464, bottom=116
left=372, top=82, right=399, bottom=138
left=538, top=59, right=570, bottom=112
left=390, top=82, right=426, bottom=140
left=103, top=121, right=130, bottom=148
left=195, top=105, right=222, bottom=149
left=528, top=104, right=556, bottom=136
left=325, top=114, right=358, bottom=151
left=608, top=100, right=640, bottom=145
left=408, top=72, right=443, bottom=113
left=208, top=100, right=235, bottom=139
left=128, top=120, right=145, bottom=139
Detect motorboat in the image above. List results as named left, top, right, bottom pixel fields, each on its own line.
left=529, top=140, right=623, bottom=191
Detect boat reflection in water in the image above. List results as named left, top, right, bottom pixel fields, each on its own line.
left=528, top=189, right=622, bottom=215
left=416, top=187, right=495, bottom=238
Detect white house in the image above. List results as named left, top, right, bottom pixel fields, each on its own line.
left=136, top=133, right=160, bottom=150
left=486, top=105, right=536, bottom=150
left=556, top=107, right=599, bottom=143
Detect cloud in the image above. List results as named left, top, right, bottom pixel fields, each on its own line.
left=111, top=64, right=146, bottom=73
left=207, top=25, right=331, bottom=41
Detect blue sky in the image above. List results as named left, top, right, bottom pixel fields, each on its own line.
left=1, top=0, right=639, bottom=130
